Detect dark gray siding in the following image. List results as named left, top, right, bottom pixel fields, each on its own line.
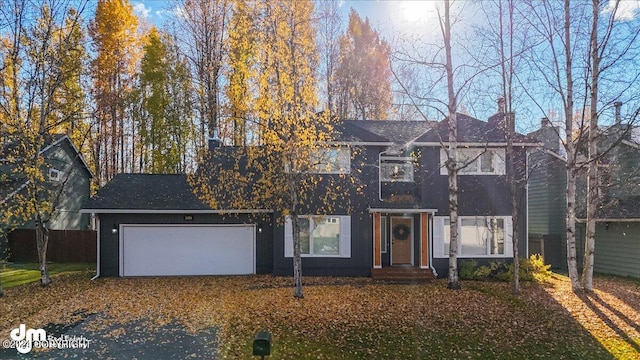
left=272, top=212, right=372, bottom=277
left=271, top=146, right=374, bottom=276
left=46, top=140, right=92, bottom=230
left=97, top=213, right=273, bottom=277
left=421, top=146, right=529, bottom=277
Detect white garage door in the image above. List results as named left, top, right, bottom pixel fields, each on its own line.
left=120, top=224, right=255, bottom=276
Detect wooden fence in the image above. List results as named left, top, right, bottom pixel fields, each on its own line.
left=8, top=229, right=96, bottom=263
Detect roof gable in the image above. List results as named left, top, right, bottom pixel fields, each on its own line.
left=416, top=113, right=536, bottom=144
left=339, top=120, right=434, bottom=144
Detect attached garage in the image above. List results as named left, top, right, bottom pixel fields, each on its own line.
left=81, top=174, right=274, bottom=278
left=120, top=224, right=256, bottom=276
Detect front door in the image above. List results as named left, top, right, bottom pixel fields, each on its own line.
left=391, top=216, right=413, bottom=265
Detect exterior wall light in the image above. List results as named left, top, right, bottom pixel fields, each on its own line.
left=112, top=225, right=118, bottom=234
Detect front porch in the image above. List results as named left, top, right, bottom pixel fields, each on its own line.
left=369, top=208, right=438, bottom=280
left=370, top=265, right=435, bottom=282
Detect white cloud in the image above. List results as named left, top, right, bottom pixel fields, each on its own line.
left=132, top=2, right=151, bottom=20
left=604, top=0, right=640, bottom=21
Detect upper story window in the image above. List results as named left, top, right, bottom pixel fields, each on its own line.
left=49, top=168, right=62, bottom=182
left=380, top=156, right=414, bottom=182
left=440, top=148, right=505, bottom=175
left=311, top=147, right=350, bottom=174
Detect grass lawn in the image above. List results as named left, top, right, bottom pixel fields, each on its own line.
left=0, top=273, right=639, bottom=359
left=0, top=263, right=95, bottom=288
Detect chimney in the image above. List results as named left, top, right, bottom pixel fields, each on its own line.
left=614, top=101, right=622, bottom=124
left=541, top=117, right=550, bottom=128
left=497, top=97, right=505, bottom=113
left=207, top=129, right=221, bottom=151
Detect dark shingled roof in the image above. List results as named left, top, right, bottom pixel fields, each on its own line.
left=337, top=120, right=434, bottom=144
left=85, top=174, right=210, bottom=210
left=578, top=196, right=640, bottom=219
left=415, top=113, right=535, bottom=144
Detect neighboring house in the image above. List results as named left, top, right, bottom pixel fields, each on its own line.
left=528, top=118, right=640, bottom=278
left=0, top=134, right=93, bottom=232
left=0, top=134, right=93, bottom=259
left=83, top=110, right=536, bottom=278
left=526, top=118, right=567, bottom=269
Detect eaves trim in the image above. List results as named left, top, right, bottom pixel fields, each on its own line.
left=80, top=208, right=272, bottom=214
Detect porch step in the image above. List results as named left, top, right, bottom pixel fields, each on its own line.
left=370, top=266, right=436, bottom=283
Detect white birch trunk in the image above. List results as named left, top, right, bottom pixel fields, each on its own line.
left=507, top=113, right=520, bottom=295
left=35, top=217, right=51, bottom=286
left=292, top=214, right=303, bottom=299
left=443, top=0, right=461, bottom=290
left=563, top=0, right=581, bottom=291
left=582, top=0, right=600, bottom=292
left=290, top=180, right=303, bottom=298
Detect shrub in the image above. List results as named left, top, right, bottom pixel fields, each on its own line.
left=457, top=255, right=552, bottom=283
left=519, top=254, right=552, bottom=283
left=459, top=259, right=478, bottom=280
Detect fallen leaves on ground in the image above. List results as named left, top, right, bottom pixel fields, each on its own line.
left=0, top=273, right=638, bottom=359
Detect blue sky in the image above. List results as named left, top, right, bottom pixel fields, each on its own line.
left=128, top=1, right=640, bottom=131
left=131, top=0, right=447, bottom=39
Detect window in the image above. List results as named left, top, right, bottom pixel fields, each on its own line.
left=434, top=216, right=512, bottom=258
left=49, top=168, right=62, bottom=182
left=380, top=157, right=414, bottom=182
left=440, top=148, right=505, bottom=175
left=284, top=215, right=351, bottom=258
left=311, top=147, right=350, bottom=174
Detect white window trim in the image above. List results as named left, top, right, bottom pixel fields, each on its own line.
left=284, top=215, right=351, bottom=258
left=311, top=147, right=351, bottom=174
left=433, top=215, right=513, bottom=258
left=439, top=148, right=506, bottom=175
left=49, top=168, right=62, bottom=182
left=380, top=156, right=414, bottom=182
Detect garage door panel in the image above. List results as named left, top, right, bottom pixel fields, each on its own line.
left=121, top=225, right=255, bottom=276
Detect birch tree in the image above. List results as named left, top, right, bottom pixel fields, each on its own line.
left=191, top=0, right=357, bottom=298
left=440, top=0, right=462, bottom=290
left=482, top=0, right=525, bottom=295
left=0, top=0, right=89, bottom=286
left=582, top=0, right=601, bottom=292
left=582, top=0, right=640, bottom=291
left=521, top=0, right=586, bottom=290
left=392, top=0, right=493, bottom=290
left=524, top=0, right=640, bottom=291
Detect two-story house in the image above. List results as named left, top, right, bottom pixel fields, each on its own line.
left=83, top=111, right=536, bottom=279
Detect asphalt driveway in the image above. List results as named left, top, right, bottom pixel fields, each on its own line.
left=0, top=311, right=218, bottom=359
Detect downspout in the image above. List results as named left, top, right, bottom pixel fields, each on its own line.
left=91, top=214, right=100, bottom=280
left=525, top=150, right=529, bottom=257
left=378, top=150, right=386, bottom=202
left=429, top=214, right=438, bottom=277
